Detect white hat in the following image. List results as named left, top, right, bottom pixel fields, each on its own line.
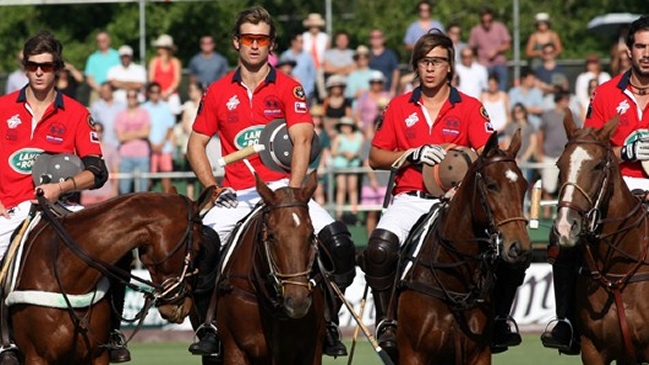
left=369, top=70, right=386, bottom=83
left=535, top=12, right=550, bottom=23
left=353, top=45, right=370, bottom=59
left=152, top=34, right=175, bottom=49
left=303, top=13, right=326, bottom=28
left=325, top=74, right=347, bottom=89
left=118, top=45, right=133, bottom=57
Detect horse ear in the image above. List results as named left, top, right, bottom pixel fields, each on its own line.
left=481, top=132, right=499, bottom=158
left=255, top=173, right=276, bottom=204
left=563, top=107, right=579, bottom=139
left=196, top=185, right=216, bottom=214
left=507, top=128, right=522, bottom=157
left=301, top=170, right=318, bottom=202
left=599, top=115, right=619, bottom=140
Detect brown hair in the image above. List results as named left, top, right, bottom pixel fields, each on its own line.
left=232, top=6, right=277, bottom=40
left=22, top=30, right=64, bottom=70
left=410, top=29, right=455, bottom=84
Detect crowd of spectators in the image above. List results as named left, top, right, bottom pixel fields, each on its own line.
left=0, top=5, right=630, bottom=224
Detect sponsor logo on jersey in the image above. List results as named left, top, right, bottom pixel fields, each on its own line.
left=293, top=86, right=306, bottom=101
left=8, top=148, right=44, bottom=174
left=234, top=125, right=265, bottom=149
left=616, top=100, right=630, bottom=115
left=405, top=112, right=419, bottom=128
left=226, top=95, right=240, bottom=111
left=46, top=122, right=66, bottom=144
left=6, top=114, right=21, bottom=129
left=263, top=96, right=282, bottom=117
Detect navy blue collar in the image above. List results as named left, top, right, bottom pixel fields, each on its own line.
left=232, top=65, right=277, bottom=84
left=409, top=85, right=462, bottom=105
left=16, top=86, right=65, bottom=109
left=616, top=69, right=632, bottom=91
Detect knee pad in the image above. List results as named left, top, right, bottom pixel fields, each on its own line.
left=358, top=229, right=399, bottom=291
left=194, top=225, right=221, bottom=294
left=318, top=221, right=356, bottom=289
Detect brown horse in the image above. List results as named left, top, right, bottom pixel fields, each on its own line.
left=6, top=188, right=214, bottom=365
left=214, top=172, right=326, bottom=365
left=397, top=131, right=532, bottom=365
left=554, top=112, right=649, bottom=364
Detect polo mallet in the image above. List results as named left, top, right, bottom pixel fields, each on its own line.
left=382, top=149, right=417, bottom=211
left=0, top=190, right=42, bottom=285
left=217, top=144, right=266, bottom=168
left=329, top=281, right=395, bottom=365
left=347, top=284, right=369, bottom=365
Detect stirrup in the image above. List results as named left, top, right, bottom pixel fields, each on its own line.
left=0, top=346, right=22, bottom=365
left=540, top=317, right=579, bottom=355
left=375, top=319, right=397, bottom=338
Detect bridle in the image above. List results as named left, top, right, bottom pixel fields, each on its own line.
left=473, top=154, right=528, bottom=257
left=257, top=201, right=318, bottom=300
left=556, top=139, right=614, bottom=236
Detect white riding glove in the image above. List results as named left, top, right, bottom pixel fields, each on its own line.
left=621, top=137, right=649, bottom=161
left=214, top=187, right=239, bottom=208
left=408, top=144, right=447, bottom=166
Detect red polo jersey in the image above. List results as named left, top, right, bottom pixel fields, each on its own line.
left=372, top=86, right=493, bottom=195
left=584, top=70, right=649, bottom=178
left=0, top=88, right=102, bottom=209
left=193, top=66, right=312, bottom=190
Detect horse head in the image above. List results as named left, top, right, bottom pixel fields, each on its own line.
left=255, top=171, right=318, bottom=319
left=464, top=131, right=532, bottom=265
left=554, top=110, right=618, bottom=248
left=145, top=187, right=215, bottom=323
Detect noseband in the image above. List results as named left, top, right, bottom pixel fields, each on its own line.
left=557, top=139, right=613, bottom=235
left=259, top=202, right=317, bottom=299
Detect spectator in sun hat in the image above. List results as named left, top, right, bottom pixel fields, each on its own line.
left=331, top=116, right=364, bottom=219
left=355, top=70, right=390, bottom=137
left=323, top=74, right=352, bottom=121
left=345, top=45, right=376, bottom=100
left=525, top=12, right=563, bottom=70
left=302, top=13, right=330, bottom=101
left=107, top=44, right=147, bottom=104
left=148, top=34, right=182, bottom=115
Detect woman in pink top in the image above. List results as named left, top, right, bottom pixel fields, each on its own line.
left=115, top=90, right=151, bottom=193
left=148, top=34, right=182, bottom=115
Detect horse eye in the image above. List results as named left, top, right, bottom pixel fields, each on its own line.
left=486, top=182, right=498, bottom=191
left=593, top=161, right=605, bottom=171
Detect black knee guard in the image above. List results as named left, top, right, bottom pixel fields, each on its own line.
left=194, top=225, right=221, bottom=295
left=358, top=229, right=399, bottom=291
left=318, top=221, right=356, bottom=289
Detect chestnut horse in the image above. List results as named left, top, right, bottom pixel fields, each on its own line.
left=554, top=112, right=649, bottom=364
left=397, top=132, right=532, bottom=365
left=5, top=188, right=214, bottom=365
left=214, top=172, right=326, bottom=365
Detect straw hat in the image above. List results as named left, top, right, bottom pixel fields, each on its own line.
left=309, top=104, right=324, bottom=117
left=152, top=34, right=175, bottom=49
left=353, top=45, right=371, bottom=60
left=325, top=74, right=347, bottom=89
left=535, top=12, right=550, bottom=24
left=335, top=116, right=358, bottom=131
left=303, top=13, right=326, bottom=28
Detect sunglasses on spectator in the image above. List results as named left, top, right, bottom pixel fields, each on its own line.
left=25, top=61, right=57, bottom=73
left=238, top=33, right=272, bottom=47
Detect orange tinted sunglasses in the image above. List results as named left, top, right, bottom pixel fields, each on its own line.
left=238, top=33, right=272, bottom=47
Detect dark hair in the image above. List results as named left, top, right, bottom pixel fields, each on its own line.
left=416, top=1, right=433, bottom=13
left=554, top=90, right=570, bottom=103
left=22, top=30, right=64, bottom=70
left=447, top=23, right=461, bottom=32
left=511, top=102, right=528, bottom=120
left=410, top=29, right=455, bottom=84
left=520, top=67, right=535, bottom=78
left=147, top=81, right=162, bottom=93
left=334, top=30, right=350, bottom=40
left=480, top=7, right=494, bottom=17
left=626, top=15, right=649, bottom=50
left=232, top=6, right=277, bottom=41
left=488, top=72, right=500, bottom=84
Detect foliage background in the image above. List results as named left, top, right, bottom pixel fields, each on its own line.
left=0, top=0, right=645, bottom=73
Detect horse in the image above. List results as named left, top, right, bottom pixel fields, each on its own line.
left=213, top=171, right=326, bottom=365
left=553, top=112, right=649, bottom=364
left=396, top=131, right=532, bottom=365
left=5, top=188, right=214, bottom=365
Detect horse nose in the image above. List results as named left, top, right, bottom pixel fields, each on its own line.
left=507, top=240, right=522, bottom=258
left=284, top=295, right=312, bottom=319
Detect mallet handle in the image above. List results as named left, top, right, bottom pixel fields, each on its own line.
left=217, top=144, right=266, bottom=167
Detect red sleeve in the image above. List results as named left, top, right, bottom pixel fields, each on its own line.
left=467, top=102, right=493, bottom=150
left=280, top=75, right=312, bottom=128
left=192, top=86, right=219, bottom=136
left=75, top=108, right=103, bottom=158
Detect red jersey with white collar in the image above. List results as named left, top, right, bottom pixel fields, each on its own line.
left=0, top=88, right=102, bottom=209
left=193, top=66, right=312, bottom=190
left=584, top=70, right=649, bottom=178
left=372, top=86, right=493, bottom=195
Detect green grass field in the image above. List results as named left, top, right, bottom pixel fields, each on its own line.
left=128, top=335, right=581, bottom=364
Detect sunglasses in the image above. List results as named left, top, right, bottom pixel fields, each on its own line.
left=25, top=61, right=57, bottom=73
left=238, top=33, right=272, bottom=47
